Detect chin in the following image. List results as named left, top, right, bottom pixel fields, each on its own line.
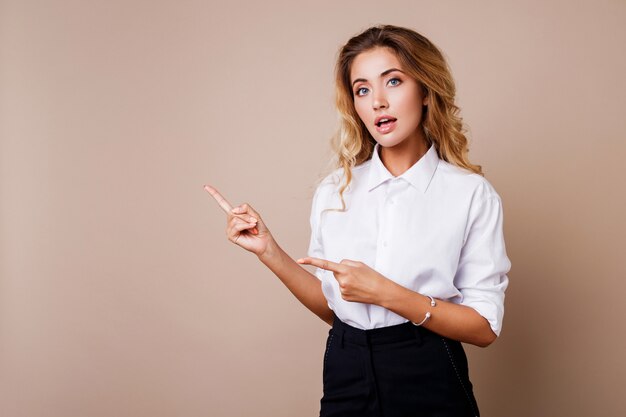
left=375, top=136, right=407, bottom=148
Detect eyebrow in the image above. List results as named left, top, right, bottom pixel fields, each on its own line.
left=351, top=68, right=405, bottom=87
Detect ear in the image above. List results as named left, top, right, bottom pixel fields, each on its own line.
left=423, top=96, right=429, bottom=106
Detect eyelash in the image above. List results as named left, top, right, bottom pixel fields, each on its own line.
left=355, top=78, right=402, bottom=96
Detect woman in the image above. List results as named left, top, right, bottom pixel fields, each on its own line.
left=205, top=24, right=510, bottom=417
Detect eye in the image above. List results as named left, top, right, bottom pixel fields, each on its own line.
left=355, top=87, right=369, bottom=96
left=388, top=78, right=401, bottom=86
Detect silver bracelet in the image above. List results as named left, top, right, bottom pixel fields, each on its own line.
left=411, top=295, right=437, bottom=326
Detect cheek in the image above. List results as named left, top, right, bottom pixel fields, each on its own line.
left=353, top=100, right=368, bottom=123
left=398, top=94, right=424, bottom=125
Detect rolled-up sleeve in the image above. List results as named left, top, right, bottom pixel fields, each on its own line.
left=454, top=191, right=511, bottom=337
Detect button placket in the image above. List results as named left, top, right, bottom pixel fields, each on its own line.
left=382, top=185, right=396, bottom=249
left=378, top=184, right=391, bottom=254
left=382, top=179, right=407, bottom=251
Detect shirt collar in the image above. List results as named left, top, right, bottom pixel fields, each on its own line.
left=366, top=142, right=439, bottom=193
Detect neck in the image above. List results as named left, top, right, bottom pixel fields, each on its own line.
left=378, top=137, right=429, bottom=177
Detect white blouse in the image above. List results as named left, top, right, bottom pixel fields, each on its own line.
left=307, top=142, right=511, bottom=336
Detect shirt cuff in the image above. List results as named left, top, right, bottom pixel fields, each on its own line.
left=458, top=288, right=506, bottom=337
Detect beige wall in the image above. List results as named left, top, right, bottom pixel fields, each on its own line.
left=1, top=1, right=625, bottom=416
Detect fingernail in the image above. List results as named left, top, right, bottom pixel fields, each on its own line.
left=250, top=217, right=257, bottom=223
left=296, top=258, right=304, bottom=263
left=231, top=207, right=239, bottom=213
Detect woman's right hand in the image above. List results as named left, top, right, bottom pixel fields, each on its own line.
left=204, top=184, right=274, bottom=256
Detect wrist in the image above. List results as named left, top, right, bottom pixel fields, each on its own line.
left=377, top=278, right=405, bottom=308
left=257, top=238, right=281, bottom=264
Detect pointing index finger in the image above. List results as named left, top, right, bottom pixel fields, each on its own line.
left=296, top=257, right=343, bottom=273
left=203, top=184, right=233, bottom=213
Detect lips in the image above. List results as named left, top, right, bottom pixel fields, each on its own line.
left=374, top=115, right=397, bottom=126
left=374, top=115, right=397, bottom=134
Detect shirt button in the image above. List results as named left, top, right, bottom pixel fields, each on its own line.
left=383, top=241, right=388, bottom=247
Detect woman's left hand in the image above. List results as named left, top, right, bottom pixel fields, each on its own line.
left=296, top=257, right=390, bottom=305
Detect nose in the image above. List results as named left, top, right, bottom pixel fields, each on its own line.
left=372, top=89, right=388, bottom=110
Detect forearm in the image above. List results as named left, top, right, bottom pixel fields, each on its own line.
left=379, top=280, right=497, bottom=347
left=258, top=240, right=334, bottom=326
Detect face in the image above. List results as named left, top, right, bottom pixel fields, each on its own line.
left=350, top=47, right=428, bottom=149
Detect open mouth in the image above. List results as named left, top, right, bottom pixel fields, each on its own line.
left=376, top=117, right=397, bottom=127
left=375, top=117, right=397, bottom=134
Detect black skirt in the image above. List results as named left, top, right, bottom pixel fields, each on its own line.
left=320, top=314, right=480, bottom=417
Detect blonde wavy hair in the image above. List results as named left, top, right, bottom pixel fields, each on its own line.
left=323, top=24, right=482, bottom=211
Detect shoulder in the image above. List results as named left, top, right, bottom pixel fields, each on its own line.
left=309, top=167, right=341, bottom=211
left=435, top=160, right=502, bottom=203
left=309, top=160, right=372, bottom=215
left=314, top=167, right=342, bottom=194
left=314, top=160, right=371, bottom=196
